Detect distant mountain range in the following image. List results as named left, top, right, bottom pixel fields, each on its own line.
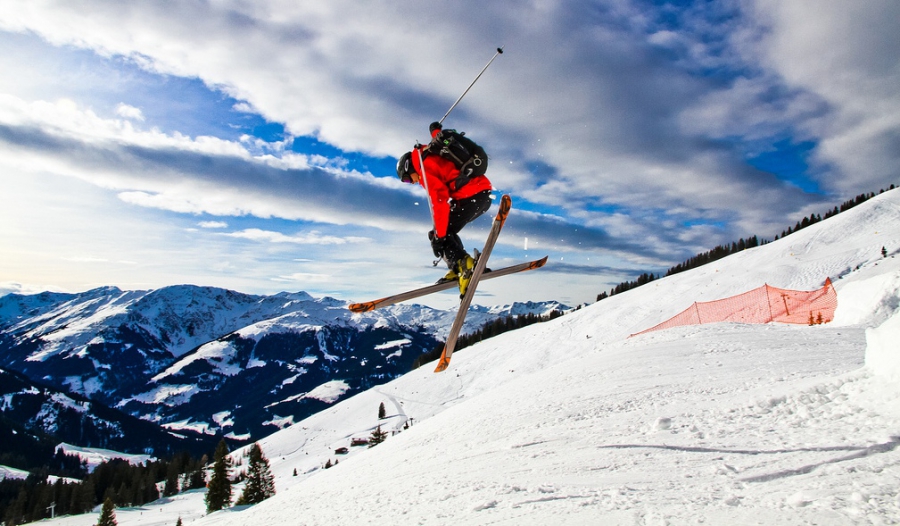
left=0, top=367, right=217, bottom=465
left=0, top=285, right=567, bottom=455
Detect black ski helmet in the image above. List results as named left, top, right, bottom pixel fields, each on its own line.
left=396, top=151, right=415, bottom=183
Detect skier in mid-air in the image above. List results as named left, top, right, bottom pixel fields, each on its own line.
left=396, top=122, right=493, bottom=296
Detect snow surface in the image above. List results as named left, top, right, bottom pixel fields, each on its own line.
left=58, top=443, right=155, bottom=472
left=0, top=464, right=79, bottom=485
left=304, top=380, right=351, bottom=404
left=130, top=384, right=200, bottom=407
left=0, top=465, right=29, bottom=481
left=40, top=189, right=900, bottom=525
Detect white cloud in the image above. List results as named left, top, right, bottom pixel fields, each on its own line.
left=0, top=1, right=840, bottom=247
left=0, top=93, right=425, bottom=234
left=115, top=102, right=144, bottom=121
left=63, top=256, right=110, bottom=263
left=274, top=273, right=332, bottom=283
left=744, top=0, right=900, bottom=191
left=0, top=93, right=248, bottom=156
left=198, top=221, right=228, bottom=229
left=1, top=1, right=898, bottom=307
left=224, top=228, right=369, bottom=246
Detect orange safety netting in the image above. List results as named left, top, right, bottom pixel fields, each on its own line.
left=631, top=278, right=837, bottom=337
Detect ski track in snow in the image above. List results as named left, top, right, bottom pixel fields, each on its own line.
left=31, top=190, right=900, bottom=525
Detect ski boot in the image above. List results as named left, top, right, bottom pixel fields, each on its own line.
left=455, top=253, right=476, bottom=298
left=436, top=267, right=458, bottom=285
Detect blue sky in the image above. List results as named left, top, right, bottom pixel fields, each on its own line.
left=1, top=1, right=898, bottom=309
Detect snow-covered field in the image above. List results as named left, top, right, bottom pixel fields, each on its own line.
left=1, top=445, right=152, bottom=482
left=40, top=189, right=900, bottom=524
left=0, top=465, right=29, bottom=481
left=57, top=444, right=156, bottom=472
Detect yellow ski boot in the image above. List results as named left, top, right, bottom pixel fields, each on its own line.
left=436, top=267, right=458, bottom=285
left=456, top=254, right=476, bottom=298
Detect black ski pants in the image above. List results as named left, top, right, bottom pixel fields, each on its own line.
left=440, top=190, right=493, bottom=267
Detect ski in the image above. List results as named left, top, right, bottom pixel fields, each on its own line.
left=434, top=194, right=511, bottom=373
left=347, top=255, right=548, bottom=313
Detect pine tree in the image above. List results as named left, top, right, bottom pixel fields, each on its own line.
left=176, top=517, right=183, bottom=526
left=96, top=497, right=117, bottom=526
left=187, top=454, right=208, bottom=490
left=6, top=488, right=27, bottom=525
left=235, top=443, right=276, bottom=506
left=378, top=402, right=386, bottom=420
left=163, top=461, right=179, bottom=497
left=79, top=479, right=96, bottom=514
left=368, top=425, right=388, bottom=447
left=205, top=439, right=233, bottom=513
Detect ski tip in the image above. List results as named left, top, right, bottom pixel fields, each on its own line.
left=534, top=255, right=549, bottom=268
left=347, top=301, right=380, bottom=313
left=434, top=346, right=451, bottom=373
left=497, top=194, right=511, bottom=224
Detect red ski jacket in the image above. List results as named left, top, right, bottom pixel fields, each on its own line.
left=411, top=144, right=492, bottom=238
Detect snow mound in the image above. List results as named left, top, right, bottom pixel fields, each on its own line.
left=866, top=310, right=900, bottom=381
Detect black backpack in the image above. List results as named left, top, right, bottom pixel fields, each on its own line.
left=427, top=129, right=488, bottom=190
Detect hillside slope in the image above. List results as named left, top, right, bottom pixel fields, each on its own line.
left=186, top=189, right=900, bottom=524
left=41, top=189, right=900, bottom=525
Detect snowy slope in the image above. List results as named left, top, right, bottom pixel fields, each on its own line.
left=56, top=444, right=154, bottom=472
left=0, top=465, right=29, bottom=481
left=41, top=189, right=900, bottom=525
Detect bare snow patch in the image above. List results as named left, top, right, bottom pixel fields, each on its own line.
left=306, top=380, right=350, bottom=403
left=247, top=357, right=267, bottom=369
left=153, top=339, right=242, bottom=380
left=212, top=411, right=234, bottom=428
left=58, top=443, right=154, bottom=472
left=131, top=384, right=200, bottom=406
left=264, top=415, right=295, bottom=429
left=163, top=419, right=215, bottom=436
left=0, top=465, right=29, bottom=481
left=375, top=339, right=410, bottom=351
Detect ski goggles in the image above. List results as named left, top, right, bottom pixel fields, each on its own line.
left=397, top=153, right=416, bottom=184
left=400, top=162, right=418, bottom=184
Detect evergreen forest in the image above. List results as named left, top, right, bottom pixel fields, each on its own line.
left=1, top=451, right=207, bottom=525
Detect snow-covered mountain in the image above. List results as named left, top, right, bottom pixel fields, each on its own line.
left=34, top=188, right=900, bottom=526
left=0, top=367, right=216, bottom=459
left=0, top=285, right=567, bottom=440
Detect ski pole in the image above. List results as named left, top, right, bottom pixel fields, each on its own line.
left=415, top=144, right=444, bottom=267
left=438, top=47, right=503, bottom=126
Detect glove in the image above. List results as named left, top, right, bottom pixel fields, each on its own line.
left=428, top=230, right=445, bottom=258
left=429, top=121, right=443, bottom=134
